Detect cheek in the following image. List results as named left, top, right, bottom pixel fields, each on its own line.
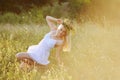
left=62, top=32, right=66, bottom=36
left=60, top=31, right=63, bottom=34
left=57, top=31, right=62, bottom=35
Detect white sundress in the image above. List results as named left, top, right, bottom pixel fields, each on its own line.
left=27, top=31, right=63, bottom=65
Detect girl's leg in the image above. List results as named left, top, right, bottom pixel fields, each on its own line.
left=16, top=52, right=34, bottom=65
left=16, top=52, right=47, bottom=70
left=20, top=62, right=34, bottom=71
left=16, top=52, right=31, bottom=60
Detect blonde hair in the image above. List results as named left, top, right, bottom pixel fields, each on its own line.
left=62, top=19, right=74, bottom=52
left=62, top=19, right=73, bottom=34
left=63, top=32, right=71, bottom=52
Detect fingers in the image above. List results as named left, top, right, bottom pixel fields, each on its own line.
left=57, top=19, right=63, bottom=24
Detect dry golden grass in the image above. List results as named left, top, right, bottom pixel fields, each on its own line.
left=67, top=21, right=120, bottom=80
left=0, top=21, right=120, bottom=80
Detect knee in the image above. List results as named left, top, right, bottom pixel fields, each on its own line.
left=15, top=53, right=21, bottom=59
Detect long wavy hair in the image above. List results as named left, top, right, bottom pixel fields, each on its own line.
left=62, top=19, right=74, bottom=52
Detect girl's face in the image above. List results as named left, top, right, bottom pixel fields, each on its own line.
left=56, top=24, right=67, bottom=37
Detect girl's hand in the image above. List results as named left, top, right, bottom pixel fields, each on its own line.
left=57, top=19, right=63, bottom=24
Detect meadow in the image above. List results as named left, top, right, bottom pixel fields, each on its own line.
left=0, top=20, right=120, bottom=80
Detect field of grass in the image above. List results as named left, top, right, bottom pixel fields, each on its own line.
left=0, top=21, right=120, bottom=80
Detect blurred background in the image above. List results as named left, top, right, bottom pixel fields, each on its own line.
left=0, top=0, right=120, bottom=80
left=0, top=0, right=120, bottom=24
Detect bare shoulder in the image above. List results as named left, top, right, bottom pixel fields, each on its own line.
left=50, top=29, right=57, bottom=35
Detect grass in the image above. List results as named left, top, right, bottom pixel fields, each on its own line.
left=0, top=24, right=72, bottom=80
left=0, top=21, right=120, bottom=80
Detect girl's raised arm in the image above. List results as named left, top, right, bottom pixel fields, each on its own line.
left=46, top=16, right=63, bottom=31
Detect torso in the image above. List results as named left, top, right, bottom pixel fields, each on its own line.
left=49, top=30, right=64, bottom=47
left=27, top=30, right=64, bottom=65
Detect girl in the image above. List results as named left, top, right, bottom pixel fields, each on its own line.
left=16, top=16, right=73, bottom=70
